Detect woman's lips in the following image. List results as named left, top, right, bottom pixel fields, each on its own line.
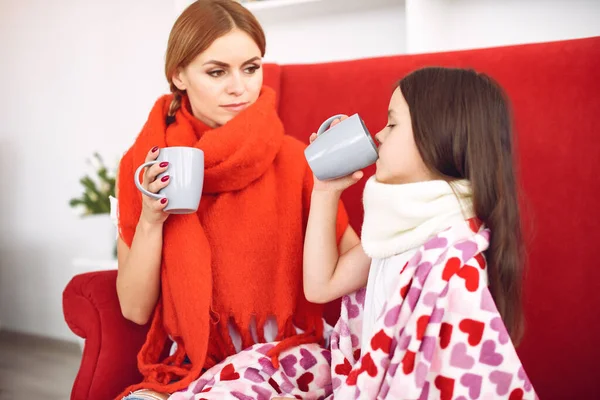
left=220, top=102, right=248, bottom=112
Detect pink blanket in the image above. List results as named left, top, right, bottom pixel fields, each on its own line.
left=329, top=221, right=537, bottom=399
left=170, top=222, right=536, bottom=399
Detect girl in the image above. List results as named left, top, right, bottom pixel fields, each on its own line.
left=303, top=67, right=537, bottom=399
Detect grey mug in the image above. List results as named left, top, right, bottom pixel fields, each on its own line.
left=134, top=146, right=204, bottom=214
left=304, top=113, right=378, bottom=180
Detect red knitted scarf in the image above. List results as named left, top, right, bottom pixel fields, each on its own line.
left=116, top=87, right=336, bottom=397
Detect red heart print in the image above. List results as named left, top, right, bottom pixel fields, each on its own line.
left=345, top=354, right=378, bottom=385
left=268, top=377, right=282, bottom=394
left=371, top=329, right=393, bottom=354
left=474, top=253, right=486, bottom=269
left=434, top=375, right=455, bottom=400
left=400, top=278, right=413, bottom=299
left=457, top=265, right=480, bottom=292
left=468, top=218, right=482, bottom=232
left=416, top=315, right=430, bottom=341
left=361, top=353, right=378, bottom=377
left=353, top=349, right=361, bottom=361
left=459, top=319, right=485, bottom=346
left=401, top=350, right=416, bottom=375
left=401, top=261, right=409, bottom=274
left=296, top=372, right=314, bottom=392
left=346, top=369, right=359, bottom=386
left=509, top=388, right=524, bottom=400
left=335, top=358, right=352, bottom=376
left=220, top=363, right=240, bottom=381
left=440, top=322, right=453, bottom=349
left=442, top=257, right=461, bottom=281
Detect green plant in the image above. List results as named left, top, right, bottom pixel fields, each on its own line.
left=69, top=152, right=116, bottom=216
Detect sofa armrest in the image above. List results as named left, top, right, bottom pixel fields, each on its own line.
left=63, top=270, right=149, bottom=400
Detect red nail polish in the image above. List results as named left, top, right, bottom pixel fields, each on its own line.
left=159, top=162, right=169, bottom=168
left=161, top=175, right=170, bottom=182
left=160, top=198, right=167, bottom=204
left=151, top=146, right=159, bottom=153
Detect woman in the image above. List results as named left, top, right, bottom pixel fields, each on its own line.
left=114, top=1, right=358, bottom=399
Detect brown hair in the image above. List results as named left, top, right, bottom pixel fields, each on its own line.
left=399, top=67, right=524, bottom=344
left=165, top=0, right=266, bottom=116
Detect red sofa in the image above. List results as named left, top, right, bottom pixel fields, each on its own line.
left=63, top=36, right=600, bottom=400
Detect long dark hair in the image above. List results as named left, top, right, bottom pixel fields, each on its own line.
left=399, top=67, right=524, bottom=343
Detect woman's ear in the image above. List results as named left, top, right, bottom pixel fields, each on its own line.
left=172, top=68, right=187, bottom=91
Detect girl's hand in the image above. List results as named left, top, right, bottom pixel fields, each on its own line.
left=139, top=146, right=171, bottom=226
left=310, top=116, right=364, bottom=193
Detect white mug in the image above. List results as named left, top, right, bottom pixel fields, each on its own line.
left=134, top=146, right=204, bottom=214
left=304, top=113, right=378, bottom=180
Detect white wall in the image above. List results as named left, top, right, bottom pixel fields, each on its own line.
left=0, top=0, right=598, bottom=342
left=0, top=0, right=173, bottom=341
left=254, top=0, right=406, bottom=64
left=406, top=0, right=600, bottom=54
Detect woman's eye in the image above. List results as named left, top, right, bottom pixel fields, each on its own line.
left=386, top=124, right=396, bottom=129
left=244, top=65, right=261, bottom=74
left=208, top=70, right=225, bottom=78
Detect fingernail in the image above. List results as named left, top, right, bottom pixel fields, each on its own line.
left=161, top=175, right=170, bottom=182
left=159, top=162, right=169, bottom=168
left=160, top=198, right=167, bottom=204
left=151, top=146, right=159, bottom=153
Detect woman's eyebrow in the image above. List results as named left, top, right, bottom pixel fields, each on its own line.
left=202, top=56, right=261, bottom=67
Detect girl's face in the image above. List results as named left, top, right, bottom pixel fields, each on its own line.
left=374, top=87, right=435, bottom=184
left=172, top=28, right=263, bottom=128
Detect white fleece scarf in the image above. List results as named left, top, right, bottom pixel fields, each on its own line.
left=361, top=176, right=475, bottom=258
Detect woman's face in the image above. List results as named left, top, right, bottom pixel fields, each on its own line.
left=172, top=28, right=263, bottom=128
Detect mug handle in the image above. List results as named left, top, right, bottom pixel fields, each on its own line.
left=316, top=114, right=347, bottom=135
left=134, top=161, right=165, bottom=200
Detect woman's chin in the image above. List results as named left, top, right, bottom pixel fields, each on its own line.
left=217, top=109, right=245, bottom=125
left=212, top=113, right=235, bottom=127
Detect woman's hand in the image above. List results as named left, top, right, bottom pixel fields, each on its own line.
left=139, top=146, right=171, bottom=226
left=310, top=116, right=364, bottom=193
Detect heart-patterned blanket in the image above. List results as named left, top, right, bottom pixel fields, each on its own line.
left=168, top=221, right=536, bottom=400
left=328, top=220, right=537, bottom=399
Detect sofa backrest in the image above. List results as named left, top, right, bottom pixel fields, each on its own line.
left=267, top=36, right=600, bottom=400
